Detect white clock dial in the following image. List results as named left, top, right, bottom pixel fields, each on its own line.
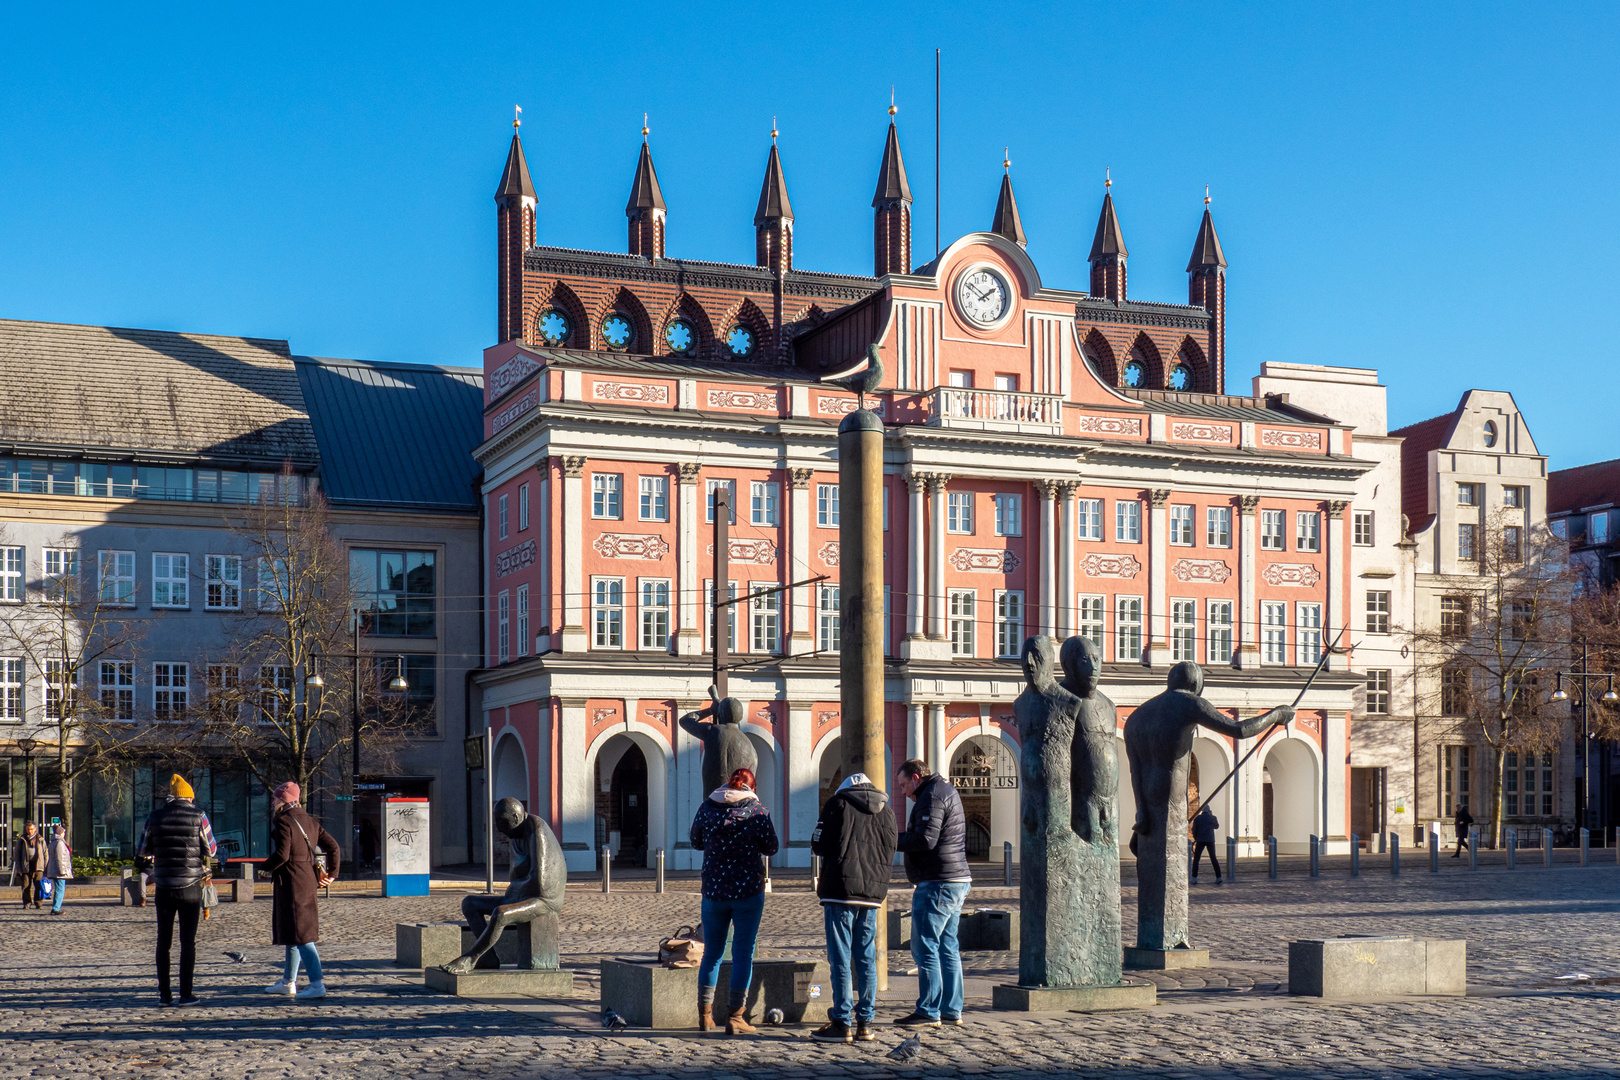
left=957, top=268, right=1009, bottom=325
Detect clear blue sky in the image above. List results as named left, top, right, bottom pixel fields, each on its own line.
left=2, top=3, right=1615, bottom=466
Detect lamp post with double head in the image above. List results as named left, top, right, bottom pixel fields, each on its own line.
left=1550, top=640, right=1619, bottom=833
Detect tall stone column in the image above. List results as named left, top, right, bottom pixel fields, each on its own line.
left=787, top=700, right=815, bottom=867
left=905, top=473, right=928, bottom=641
left=1236, top=495, right=1260, bottom=670
left=926, top=703, right=947, bottom=776
left=1146, top=489, right=1171, bottom=667
left=926, top=474, right=950, bottom=640
left=1056, top=481, right=1079, bottom=637
left=1036, top=479, right=1058, bottom=636
left=787, top=467, right=815, bottom=655
left=558, top=697, right=592, bottom=871
left=560, top=456, right=588, bottom=653
left=1325, top=499, right=1350, bottom=848
left=674, top=463, right=702, bottom=656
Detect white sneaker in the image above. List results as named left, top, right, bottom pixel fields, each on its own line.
left=294, top=982, right=327, bottom=1000
left=264, top=980, right=296, bottom=996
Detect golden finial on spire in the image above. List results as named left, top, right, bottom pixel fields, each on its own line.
left=771, top=116, right=778, bottom=142
left=1003, top=147, right=1010, bottom=172
left=889, top=86, right=896, bottom=117
left=642, top=112, right=650, bottom=141
left=1105, top=167, right=1111, bottom=190
left=1204, top=184, right=1211, bottom=206
left=513, top=104, right=523, bottom=132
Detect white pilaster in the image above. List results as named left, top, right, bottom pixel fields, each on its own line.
left=559, top=699, right=593, bottom=871
left=926, top=703, right=946, bottom=776
left=927, top=475, right=949, bottom=639
left=1037, top=480, right=1057, bottom=636
left=786, top=701, right=816, bottom=867
left=1147, top=488, right=1170, bottom=666
left=788, top=468, right=815, bottom=655
left=1057, top=481, right=1077, bottom=637
left=675, top=463, right=702, bottom=656
left=561, top=456, right=588, bottom=652
left=1236, top=496, right=1260, bottom=670
left=906, top=474, right=927, bottom=640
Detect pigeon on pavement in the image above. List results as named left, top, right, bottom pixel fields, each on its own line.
left=887, top=1036, right=923, bottom=1062
left=601, top=1009, right=629, bottom=1033
left=764, top=1008, right=784, bottom=1026
left=222, top=952, right=247, bottom=964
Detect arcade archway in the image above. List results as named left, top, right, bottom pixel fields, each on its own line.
left=1263, top=737, right=1320, bottom=854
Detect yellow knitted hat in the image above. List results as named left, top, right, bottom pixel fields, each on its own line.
left=171, top=774, right=195, bottom=799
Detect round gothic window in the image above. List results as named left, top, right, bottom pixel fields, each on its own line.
left=1170, top=364, right=1192, bottom=391
left=726, top=325, right=756, bottom=359
left=537, top=308, right=569, bottom=346
left=1122, top=360, right=1145, bottom=388
left=601, top=313, right=633, bottom=350
left=665, top=318, right=695, bottom=355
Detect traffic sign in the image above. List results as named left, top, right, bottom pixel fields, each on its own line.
left=334, top=795, right=354, bottom=802
left=355, top=783, right=388, bottom=791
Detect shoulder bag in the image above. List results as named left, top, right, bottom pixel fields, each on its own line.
left=658, top=924, right=705, bottom=969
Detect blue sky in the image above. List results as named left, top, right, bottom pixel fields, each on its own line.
left=2, top=2, right=1615, bottom=465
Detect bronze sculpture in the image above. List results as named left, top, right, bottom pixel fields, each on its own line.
left=444, top=797, right=567, bottom=974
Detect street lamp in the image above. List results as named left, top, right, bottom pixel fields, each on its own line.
left=16, top=735, right=39, bottom=825
left=1550, top=647, right=1618, bottom=834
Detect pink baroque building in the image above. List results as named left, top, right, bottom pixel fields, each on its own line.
left=473, top=117, right=1368, bottom=870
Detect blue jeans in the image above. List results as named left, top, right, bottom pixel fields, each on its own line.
left=283, top=943, right=322, bottom=984
left=50, top=878, right=67, bottom=913
left=697, top=892, right=765, bottom=999
left=823, top=903, right=879, bottom=1024
left=911, top=880, right=970, bottom=1020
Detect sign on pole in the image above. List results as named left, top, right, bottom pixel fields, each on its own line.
left=382, top=797, right=431, bottom=897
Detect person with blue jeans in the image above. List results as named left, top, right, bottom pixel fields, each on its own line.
left=809, top=773, right=897, bottom=1043
left=690, top=767, right=778, bottom=1035
left=894, top=759, right=972, bottom=1027
left=45, top=823, right=73, bottom=914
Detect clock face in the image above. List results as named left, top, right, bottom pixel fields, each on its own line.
left=957, top=268, right=1009, bottom=326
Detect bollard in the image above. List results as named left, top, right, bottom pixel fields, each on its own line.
left=1351, top=834, right=1360, bottom=877
left=811, top=854, right=822, bottom=890
left=601, top=846, right=611, bottom=894
left=763, top=856, right=772, bottom=893
left=1378, top=830, right=1387, bottom=854
left=655, top=848, right=665, bottom=894
left=1429, top=831, right=1439, bottom=873
left=1469, top=829, right=1478, bottom=871
left=1581, top=828, right=1590, bottom=867
left=1390, top=832, right=1400, bottom=876
left=1226, top=836, right=1238, bottom=883
left=1267, top=835, right=1278, bottom=879
left=1543, top=828, right=1553, bottom=868
left=1506, top=828, right=1516, bottom=870
left=1003, top=841, right=1013, bottom=886
left=1310, top=835, right=1320, bottom=878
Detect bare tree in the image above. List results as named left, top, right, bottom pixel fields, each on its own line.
left=1403, top=510, right=1572, bottom=846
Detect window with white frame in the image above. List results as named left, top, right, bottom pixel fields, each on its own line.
left=948, top=491, right=974, bottom=534
left=205, top=664, right=238, bottom=723
left=101, top=661, right=135, bottom=722
left=498, top=493, right=509, bottom=539
left=1169, top=505, right=1195, bottom=546
left=1353, top=510, right=1374, bottom=546
left=1077, top=594, right=1105, bottom=650
left=0, top=546, right=21, bottom=602
left=1503, top=485, right=1526, bottom=509
left=640, top=579, right=670, bottom=649
left=44, top=659, right=70, bottom=720
left=1296, top=512, right=1321, bottom=553
left=1116, top=597, right=1143, bottom=662
left=1261, top=510, right=1285, bottom=551
left=496, top=590, right=510, bottom=662
left=751, top=587, right=781, bottom=653
left=154, top=662, right=188, bottom=720
left=205, top=555, right=242, bottom=611
left=258, top=664, right=291, bottom=723
left=592, top=578, right=624, bottom=648
left=0, top=657, right=20, bottom=720
left=1365, top=669, right=1391, bottom=715
left=993, top=494, right=1022, bottom=537
left=639, top=476, right=668, bottom=521
left=751, top=481, right=780, bottom=526
left=1262, top=602, right=1287, bottom=664
left=516, top=584, right=530, bottom=658
left=1171, top=599, right=1197, bottom=661
left=1207, top=507, right=1232, bottom=548
left=100, top=549, right=135, bottom=606
left=1457, top=482, right=1478, bottom=506
left=817, top=484, right=839, bottom=527
left=592, top=473, right=623, bottom=519
left=995, top=590, right=1024, bottom=658
left=706, top=479, right=736, bottom=523
left=818, top=585, right=841, bottom=653
left=1297, top=603, right=1323, bottom=665
left=1116, top=500, right=1141, bottom=542
left=1208, top=600, right=1233, bottom=664
left=257, top=557, right=288, bottom=612
left=704, top=579, right=737, bottom=651
left=949, top=590, right=976, bottom=656
left=44, top=548, right=79, bottom=603
left=1077, top=498, right=1103, bottom=540
left=518, top=482, right=530, bottom=530
left=1458, top=523, right=1478, bottom=561
left=1366, top=590, right=1391, bottom=634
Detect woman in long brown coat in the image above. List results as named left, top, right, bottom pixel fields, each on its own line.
left=260, top=782, right=340, bottom=1000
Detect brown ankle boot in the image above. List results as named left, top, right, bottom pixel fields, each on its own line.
left=698, top=1004, right=717, bottom=1032
left=725, top=1007, right=756, bottom=1035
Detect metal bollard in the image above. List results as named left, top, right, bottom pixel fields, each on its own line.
left=1310, top=835, right=1320, bottom=878
left=601, top=846, right=611, bottom=894
left=1351, top=834, right=1360, bottom=877
left=1390, top=832, right=1400, bottom=876
left=1003, top=841, right=1013, bottom=886
left=655, top=848, right=665, bottom=893
left=1267, top=835, right=1278, bottom=879
left=811, top=854, right=822, bottom=890
left=1507, top=828, right=1516, bottom=870
left=1429, top=831, right=1439, bottom=873
left=1543, top=828, right=1553, bottom=868
left=1378, top=830, right=1387, bottom=854
left=1469, top=829, right=1478, bottom=871
left=764, top=856, right=772, bottom=893
left=1227, top=836, right=1238, bottom=883
left=1581, top=828, right=1590, bottom=867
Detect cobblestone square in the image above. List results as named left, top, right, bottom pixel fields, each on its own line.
left=5, top=861, right=1620, bottom=1080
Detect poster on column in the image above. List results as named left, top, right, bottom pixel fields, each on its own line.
left=383, top=797, right=431, bottom=896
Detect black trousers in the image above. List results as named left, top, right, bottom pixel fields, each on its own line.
left=20, top=873, right=42, bottom=906
left=155, top=885, right=202, bottom=1000
left=1192, top=840, right=1222, bottom=879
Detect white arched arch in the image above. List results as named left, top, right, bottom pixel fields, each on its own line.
left=746, top=732, right=780, bottom=823
left=1190, top=736, right=1235, bottom=845
left=943, top=727, right=1021, bottom=863
left=1263, top=734, right=1322, bottom=854
left=1115, top=736, right=1136, bottom=856
left=583, top=724, right=673, bottom=869
left=493, top=730, right=529, bottom=808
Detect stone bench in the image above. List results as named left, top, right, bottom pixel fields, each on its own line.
left=1288, top=936, right=1466, bottom=998
left=601, top=958, right=831, bottom=1029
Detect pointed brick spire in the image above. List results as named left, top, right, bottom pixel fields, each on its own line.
left=872, top=120, right=912, bottom=206
left=495, top=118, right=537, bottom=345
left=1186, top=205, right=1226, bottom=270
left=1188, top=191, right=1227, bottom=394
left=755, top=125, right=793, bottom=275
left=872, top=113, right=912, bottom=276
left=626, top=124, right=667, bottom=259
left=495, top=130, right=536, bottom=200
left=754, top=143, right=794, bottom=225
left=626, top=142, right=666, bottom=214
left=991, top=155, right=1026, bottom=248
left=1088, top=178, right=1128, bottom=301
left=1088, top=191, right=1127, bottom=261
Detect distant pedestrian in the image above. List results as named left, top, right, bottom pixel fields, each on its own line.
left=893, top=759, right=971, bottom=1028
left=261, top=782, right=341, bottom=1001
left=690, top=767, right=779, bottom=1036
left=810, top=772, right=897, bottom=1044
left=45, top=823, right=73, bottom=914
left=1191, top=806, right=1222, bottom=884
left=137, top=774, right=218, bottom=1006
left=1452, top=804, right=1474, bottom=858
left=14, top=821, right=46, bottom=908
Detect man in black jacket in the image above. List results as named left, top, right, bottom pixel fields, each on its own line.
left=893, top=759, right=971, bottom=1027
left=809, top=772, right=897, bottom=1043
left=136, top=774, right=217, bottom=1006
left=1452, top=804, right=1474, bottom=857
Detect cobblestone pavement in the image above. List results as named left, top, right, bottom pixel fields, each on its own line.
left=6, top=863, right=1620, bottom=1080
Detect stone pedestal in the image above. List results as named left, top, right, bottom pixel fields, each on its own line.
left=992, top=980, right=1156, bottom=1012
left=396, top=922, right=464, bottom=968
left=1288, top=937, right=1466, bottom=998
left=424, top=966, right=576, bottom=998
left=959, top=909, right=1018, bottom=951
left=600, top=959, right=832, bottom=1029
left=887, top=907, right=911, bottom=950
left=1123, top=946, right=1209, bottom=970
left=459, top=920, right=556, bottom=970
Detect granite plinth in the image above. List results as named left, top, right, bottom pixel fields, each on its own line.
left=887, top=907, right=911, bottom=950
left=600, top=959, right=831, bottom=1029
left=1288, top=936, right=1466, bottom=998
left=396, top=922, right=464, bottom=968
left=424, top=966, right=575, bottom=997
left=460, top=923, right=550, bottom=969
left=960, top=908, right=1018, bottom=951
left=992, top=980, right=1156, bottom=1012
left=1123, top=946, right=1210, bottom=970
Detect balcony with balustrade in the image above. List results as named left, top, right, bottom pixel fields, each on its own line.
left=923, top=386, right=1064, bottom=435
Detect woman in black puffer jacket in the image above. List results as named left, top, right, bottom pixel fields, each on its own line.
left=690, top=767, right=779, bottom=1036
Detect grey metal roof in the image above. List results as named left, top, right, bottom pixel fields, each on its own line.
left=295, top=357, right=484, bottom=511
left=1120, top=389, right=1337, bottom=424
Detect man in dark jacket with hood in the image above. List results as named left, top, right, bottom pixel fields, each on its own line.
left=137, top=774, right=217, bottom=1006
left=893, top=759, right=971, bottom=1027
left=809, top=772, right=897, bottom=1043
